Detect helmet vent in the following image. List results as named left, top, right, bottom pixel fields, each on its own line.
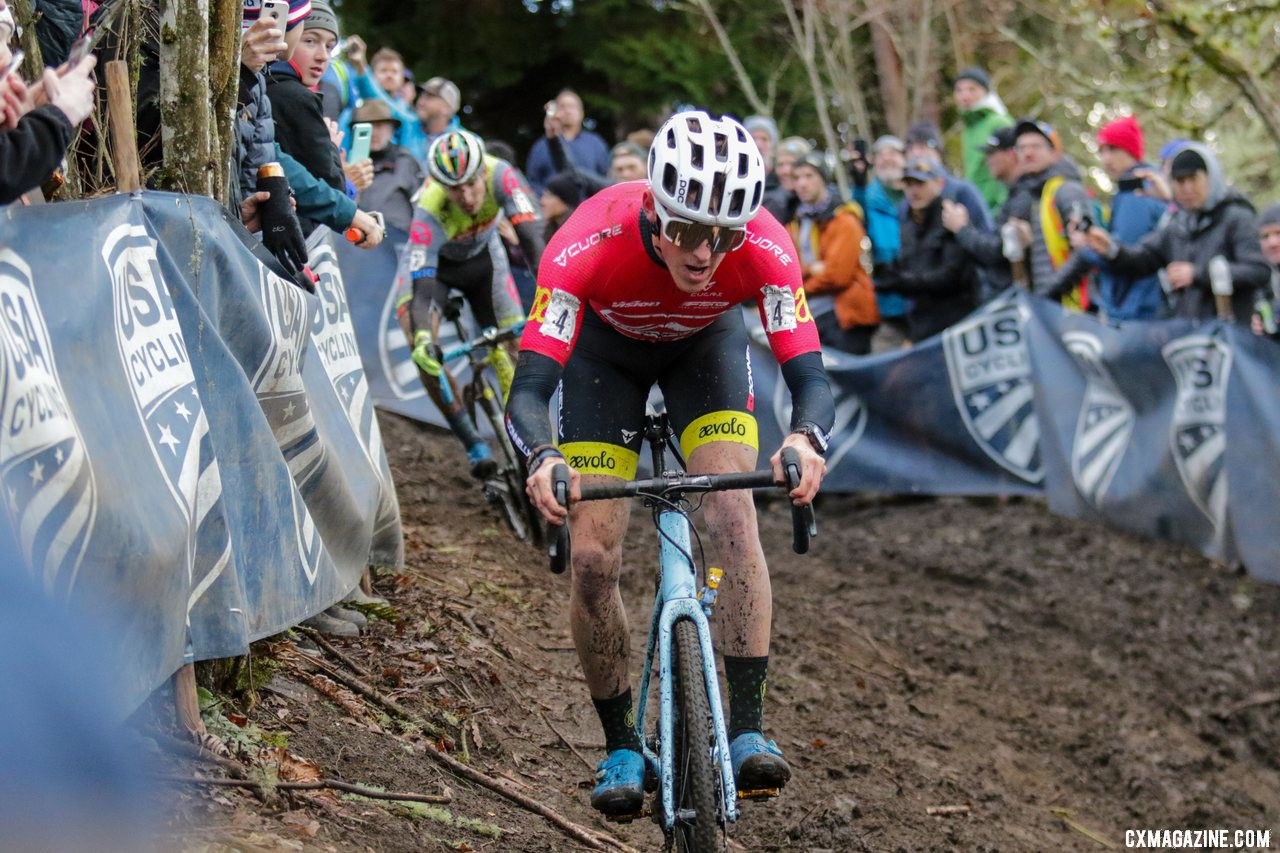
left=713, top=132, right=729, bottom=162
left=751, top=182, right=762, bottom=210
left=686, top=180, right=703, bottom=210
left=686, top=116, right=702, bottom=134
left=662, top=163, right=678, bottom=196
left=690, top=143, right=704, bottom=170
left=729, top=188, right=745, bottom=219
left=738, top=153, right=749, bottom=178
left=709, top=172, right=727, bottom=215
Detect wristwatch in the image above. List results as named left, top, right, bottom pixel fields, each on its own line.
left=792, top=423, right=830, bottom=456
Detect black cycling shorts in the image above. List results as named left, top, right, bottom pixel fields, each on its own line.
left=557, top=308, right=759, bottom=478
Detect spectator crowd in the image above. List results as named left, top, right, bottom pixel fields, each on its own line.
left=5, top=2, right=1278, bottom=353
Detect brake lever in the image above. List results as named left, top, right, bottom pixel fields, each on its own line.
left=548, top=463, right=572, bottom=574
left=779, top=447, right=817, bottom=555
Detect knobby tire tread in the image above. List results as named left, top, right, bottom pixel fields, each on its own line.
left=470, top=377, right=532, bottom=543
left=672, top=618, right=723, bottom=852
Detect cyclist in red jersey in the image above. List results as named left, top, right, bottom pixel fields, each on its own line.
left=505, top=111, right=834, bottom=815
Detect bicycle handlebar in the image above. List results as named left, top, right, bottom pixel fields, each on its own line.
left=547, top=447, right=817, bottom=574
left=440, top=320, right=526, bottom=363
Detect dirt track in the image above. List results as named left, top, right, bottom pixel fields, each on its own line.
left=162, top=411, right=1280, bottom=852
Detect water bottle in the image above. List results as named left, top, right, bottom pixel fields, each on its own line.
left=1208, top=255, right=1234, bottom=321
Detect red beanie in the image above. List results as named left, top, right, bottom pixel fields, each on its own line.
left=1098, top=115, right=1143, bottom=162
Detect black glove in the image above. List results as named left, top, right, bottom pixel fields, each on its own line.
left=257, top=170, right=308, bottom=277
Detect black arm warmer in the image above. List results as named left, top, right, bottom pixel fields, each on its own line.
left=779, top=351, right=835, bottom=435
left=512, top=216, right=547, bottom=275
left=504, top=351, right=563, bottom=457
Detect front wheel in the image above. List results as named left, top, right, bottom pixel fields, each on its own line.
left=670, top=618, right=725, bottom=852
left=469, top=372, right=543, bottom=546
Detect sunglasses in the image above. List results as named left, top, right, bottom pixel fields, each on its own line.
left=654, top=203, right=747, bottom=253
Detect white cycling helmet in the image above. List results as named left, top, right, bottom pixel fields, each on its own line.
left=648, top=110, right=765, bottom=228
left=427, top=130, right=486, bottom=187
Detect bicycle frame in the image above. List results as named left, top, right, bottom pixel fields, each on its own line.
left=549, top=414, right=816, bottom=839
left=636, top=503, right=739, bottom=827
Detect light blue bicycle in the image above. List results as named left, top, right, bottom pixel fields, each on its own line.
left=549, top=411, right=816, bottom=851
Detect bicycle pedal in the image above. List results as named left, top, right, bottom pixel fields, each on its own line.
left=605, top=806, right=650, bottom=824
left=736, top=787, right=781, bottom=801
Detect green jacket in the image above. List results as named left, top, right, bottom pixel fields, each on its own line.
left=960, top=93, right=1013, bottom=215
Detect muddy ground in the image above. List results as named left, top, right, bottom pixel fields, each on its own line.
left=158, top=411, right=1280, bottom=852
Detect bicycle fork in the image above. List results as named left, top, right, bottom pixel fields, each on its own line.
left=634, top=508, right=739, bottom=830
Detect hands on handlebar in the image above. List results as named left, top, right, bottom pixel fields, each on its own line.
left=770, top=433, right=826, bottom=505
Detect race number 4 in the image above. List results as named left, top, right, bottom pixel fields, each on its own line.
left=762, top=285, right=798, bottom=333
left=539, top=290, right=581, bottom=344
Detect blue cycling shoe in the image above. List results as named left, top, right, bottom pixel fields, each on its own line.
left=590, top=749, right=646, bottom=815
left=730, top=731, right=791, bottom=791
left=467, top=442, right=497, bottom=480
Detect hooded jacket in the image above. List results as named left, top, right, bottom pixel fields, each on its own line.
left=266, top=60, right=346, bottom=195
left=960, top=91, right=1014, bottom=214
left=1107, top=143, right=1269, bottom=323
left=786, top=190, right=879, bottom=329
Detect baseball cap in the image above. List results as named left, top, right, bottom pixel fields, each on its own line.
left=793, top=151, right=830, bottom=182
left=871, top=134, right=905, bottom=155
left=903, top=155, right=944, bottom=182
left=906, top=121, right=941, bottom=150
left=419, top=76, right=461, bottom=113
left=1169, top=148, right=1208, bottom=179
left=983, top=126, right=1017, bottom=154
left=1013, top=118, right=1059, bottom=151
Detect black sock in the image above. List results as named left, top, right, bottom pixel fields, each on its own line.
left=593, top=689, right=641, bottom=753
left=444, top=408, right=483, bottom=450
left=724, top=655, right=768, bottom=739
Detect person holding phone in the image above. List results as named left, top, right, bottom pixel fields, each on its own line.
left=236, top=0, right=382, bottom=283
left=260, top=0, right=381, bottom=244
left=0, top=34, right=98, bottom=205
left=1050, top=115, right=1168, bottom=321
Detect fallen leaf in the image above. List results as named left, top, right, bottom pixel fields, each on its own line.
left=811, top=738, right=827, bottom=749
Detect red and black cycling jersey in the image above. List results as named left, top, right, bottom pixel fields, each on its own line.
left=506, top=182, right=834, bottom=461
left=521, top=181, right=822, bottom=365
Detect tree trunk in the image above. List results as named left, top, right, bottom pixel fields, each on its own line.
left=10, top=0, right=44, bottom=77
left=870, top=10, right=906, bottom=135
left=157, top=0, right=214, bottom=195
left=207, top=0, right=241, bottom=203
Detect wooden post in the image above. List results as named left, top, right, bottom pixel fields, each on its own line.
left=173, top=663, right=206, bottom=737
left=104, top=61, right=142, bottom=193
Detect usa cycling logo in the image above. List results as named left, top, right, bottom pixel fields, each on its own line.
left=0, top=248, right=97, bottom=591
left=310, top=240, right=393, bottom=482
left=943, top=301, right=1043, bottom=483
left=1064, top=332, right=1133, bottom=506
left=105, top=225, right=232, bottom=600
left=309, top=239, right=399, bottom=536
left=1162, top=334, right=1230, bottom=528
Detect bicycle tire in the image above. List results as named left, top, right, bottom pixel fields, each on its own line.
left=671, top=618, right=724, bottom=852
left=470, top=373, right=542, bottom=545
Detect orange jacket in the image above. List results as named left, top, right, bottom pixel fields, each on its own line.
left=787, top=200, right=880, bottom=329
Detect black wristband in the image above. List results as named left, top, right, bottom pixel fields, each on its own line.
left=526, top=445, right=564, bottom=475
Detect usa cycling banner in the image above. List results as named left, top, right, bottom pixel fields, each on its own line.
left=0, top=193, right=402, bottom=712
left=746, top=293, right=1279, bottom=582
